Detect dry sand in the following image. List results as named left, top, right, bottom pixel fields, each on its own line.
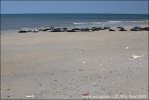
left=1, top=30, right=148, bottom=99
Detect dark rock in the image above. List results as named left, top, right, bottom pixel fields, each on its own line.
left=119, top=29, right=127, bottom=31
left=117, top=27, right=123, bottom=29
left=80, top=28, right=91, bottom=32
left=70, top=28, right=83, bottom=32
left=91, top=27, right=100, bottom=31
left=109, top=29, right=115, bottom=31
left=142, top=27, right=149, bottom=31
left=42, top=28, right=50, bottom=31
left=40, top=26, right=55, bottom=31
left=51, top=28, right=63, bottom=32
left=67, top=29, right=76, bottom=32
left=104, top=27, right=110, bottom=30
left=130, top=26, right=143, bottom=31
left=57, top=28, right=68, bottom=32
left=19, top=28, right=28, bottom=33
left=117, top=27, right=127, bottom=31
left=73, top=28, right=80, bottom=30
left=19, top=30, right=28, bottom=33
left=119, top=28, right=127, bottom=31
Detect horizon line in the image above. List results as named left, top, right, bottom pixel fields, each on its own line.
left=1, top=13, right=149, bottom=15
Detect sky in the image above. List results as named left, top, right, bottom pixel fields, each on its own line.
left=1, top=1, right=148, bottom=14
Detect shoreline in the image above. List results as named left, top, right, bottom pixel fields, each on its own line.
left=1, top=25, right=149, bottom=34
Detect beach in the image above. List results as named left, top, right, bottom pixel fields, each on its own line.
left=1, top=30, right=148, bottom=99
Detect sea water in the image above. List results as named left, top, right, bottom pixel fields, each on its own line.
left=1, top=13, right=148, bottom=30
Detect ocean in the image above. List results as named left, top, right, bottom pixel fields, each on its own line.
left=1, top=14, right=148, bottom=30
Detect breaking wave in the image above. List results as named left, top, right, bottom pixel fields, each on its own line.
left=73, top=22, right=87, bottom=25
left=107, top=20, right=148, bottom=23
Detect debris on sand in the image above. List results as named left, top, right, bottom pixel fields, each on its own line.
left=26, top=95, right=35, bottom=98
left=3, top=88, right=11, bottom=91
left=125, top=46, right=129, bottom=49
left=131, top=55, right=143, bottom=59
left=81, top=91, right=90, bottom=96
left=7, top=96, right=10, bottom=98
left=82, top=61, right=86, bottom=64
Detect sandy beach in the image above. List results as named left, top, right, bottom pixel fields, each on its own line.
left=1, top=30, right=148, bottom=99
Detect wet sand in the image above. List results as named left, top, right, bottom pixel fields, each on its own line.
left=1, top=30, right=148, bottom=99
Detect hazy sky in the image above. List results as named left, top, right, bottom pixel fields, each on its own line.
left=1, top=1, right=148, bottom=14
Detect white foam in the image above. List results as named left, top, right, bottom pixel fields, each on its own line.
left=107, top=20, right=148, bottom=23
left=108, top=21, right=122, bottom=23
left=73, top=22, right=86, bottom=25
